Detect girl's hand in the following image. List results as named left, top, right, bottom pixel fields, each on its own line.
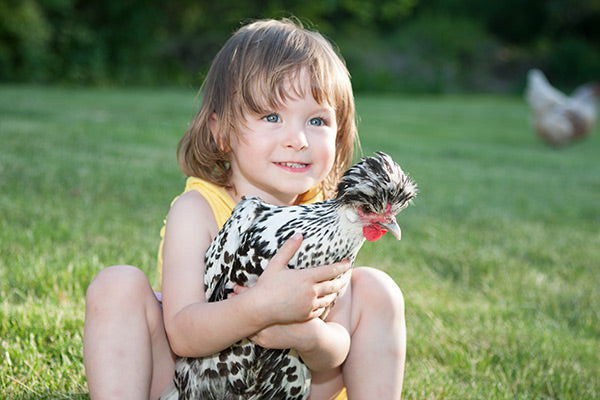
left=240, top=233, right=351, bottom=326
left=230, top=288, right=331, bottom=349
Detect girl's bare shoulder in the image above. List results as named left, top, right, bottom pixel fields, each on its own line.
left=167, top=190, right=219, bottom=237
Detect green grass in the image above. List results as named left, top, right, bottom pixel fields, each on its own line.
left=1, top=85, right=598, bottom=399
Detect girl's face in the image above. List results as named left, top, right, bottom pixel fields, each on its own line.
left=227, top=71, right=337, bottom=205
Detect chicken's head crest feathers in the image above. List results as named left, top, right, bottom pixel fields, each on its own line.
left=336, top=152, right=418, bottom=216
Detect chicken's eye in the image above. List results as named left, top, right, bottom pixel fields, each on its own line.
left=362, top=205, right=373, bottom=214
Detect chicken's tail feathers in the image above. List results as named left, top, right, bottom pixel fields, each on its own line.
left=525, top=69, right=568, bottom=111
left=571, top=82, right=600, bottom=102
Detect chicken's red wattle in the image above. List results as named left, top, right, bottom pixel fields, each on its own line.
left=363, top=224, right=387, bottom=241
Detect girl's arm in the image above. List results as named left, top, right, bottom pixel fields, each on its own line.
left=249, top=318, right=351, bottom=372
left=161, top=190, right=257, bottom=356
left=161, top=191, right=349, bottom=358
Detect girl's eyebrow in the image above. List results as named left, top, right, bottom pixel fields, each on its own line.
left=314, top=105, right=335, bottom=114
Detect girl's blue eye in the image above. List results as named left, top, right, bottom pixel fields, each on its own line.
left=264, top=114, right=280, bottom=123
left=309, top=117, right=324, bottom=126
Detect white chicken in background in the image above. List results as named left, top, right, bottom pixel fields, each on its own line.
left=525, top=69, right=599, bottom=146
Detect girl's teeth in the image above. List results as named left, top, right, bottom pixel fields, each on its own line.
left=281, top=162, right=306, bottom=168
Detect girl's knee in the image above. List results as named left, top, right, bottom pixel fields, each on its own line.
left=352, top=267, right=405, bottom=316
left=86, top=265, right=151, bottom=306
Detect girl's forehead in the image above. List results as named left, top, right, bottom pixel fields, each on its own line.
left=280, top=70, right=326, bottom=103
left=250, top=68, right=334, bottom=111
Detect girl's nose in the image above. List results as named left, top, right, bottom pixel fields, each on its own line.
left=284, top=124, right=308, bottom=150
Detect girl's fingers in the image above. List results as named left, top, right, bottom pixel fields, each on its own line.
left=315, top=293, right=338, bottom=309
left=310, top=307, right=327, bottom=320
left=308, top=260, right=351, bottom=283
left=267, top=233, right=303, bottom=271
left=233, top=284, right=248, bottom=295
left=314, top=270, right=351, bottom=297
left=227, top=284, right=248, bottom=298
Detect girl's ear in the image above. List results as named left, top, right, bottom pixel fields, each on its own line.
left=210, top=113, right=229, bottom=152
left=209, top=112, right=219, bottom=134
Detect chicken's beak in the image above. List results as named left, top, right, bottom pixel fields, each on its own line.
left=378, top=218, right=401, bottom=240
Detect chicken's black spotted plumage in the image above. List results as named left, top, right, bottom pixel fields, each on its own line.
left=160, top=152, right=417, bottom=400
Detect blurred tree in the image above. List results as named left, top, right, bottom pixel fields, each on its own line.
left=0, top=0, right=51, bottom=81
left=158, top=0, right=419, bottom=83
left=404, top=0, right=600, bottom=89
left=0, top=0, right=597, bottom=90
left=44, top=0, right=163, bottom=84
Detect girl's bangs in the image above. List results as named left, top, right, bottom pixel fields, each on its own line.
left=240, top=62, right=344, bottom=117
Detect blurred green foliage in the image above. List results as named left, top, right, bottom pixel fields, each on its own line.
left=0, top=0, right=598, bottom=92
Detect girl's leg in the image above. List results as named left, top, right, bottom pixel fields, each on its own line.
left=309, top=267, right=406, bottom=400
left=343, top=267, right=406, bottom=399
left=83, top=265, right=175, bottom=400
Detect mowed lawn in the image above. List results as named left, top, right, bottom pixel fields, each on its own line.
left=1, top=85, right=598, bottom=399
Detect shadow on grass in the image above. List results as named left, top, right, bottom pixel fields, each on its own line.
left=19, top=393, right=89, bottom=400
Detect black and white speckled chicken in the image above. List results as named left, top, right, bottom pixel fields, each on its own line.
left=525, top=69, right=599, bottom=146
left=161, top=152, right=417, bottom=400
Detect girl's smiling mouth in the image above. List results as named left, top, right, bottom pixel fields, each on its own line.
left=275, top=161, right=310, bottom=171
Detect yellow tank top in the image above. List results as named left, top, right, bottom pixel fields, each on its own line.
left=331, top=387, right=347, bottom=400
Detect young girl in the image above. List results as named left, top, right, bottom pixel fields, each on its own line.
left=83, top=18, right=406, bottom=400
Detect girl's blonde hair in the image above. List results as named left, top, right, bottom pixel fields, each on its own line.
left=177, top=18, right=359, bottom=199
